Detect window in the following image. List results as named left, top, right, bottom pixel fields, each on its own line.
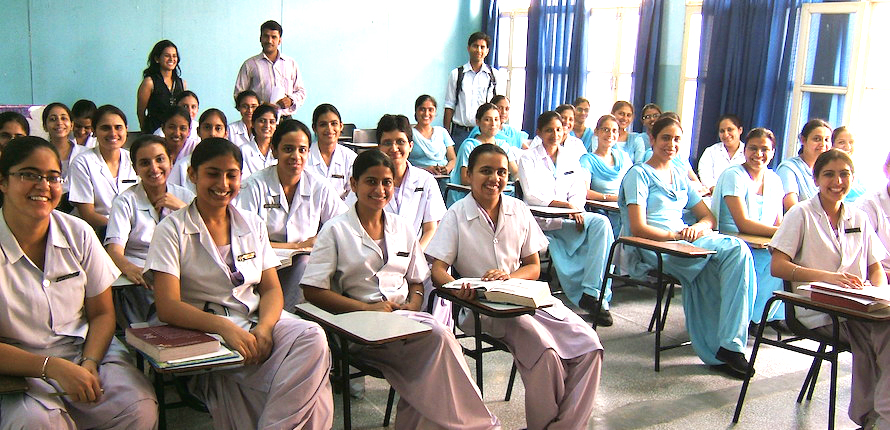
left=497, top=3, right=529, bottom=126
left=677, top=2, right=703, bottom=144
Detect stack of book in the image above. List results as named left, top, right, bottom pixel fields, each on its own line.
left=441, top=277, right=555, bottom=308
left=800, top=282, right=890, bottom=312
left=125, top=325, right=242, bottom=370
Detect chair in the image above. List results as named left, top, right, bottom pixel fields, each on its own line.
left=340, top=123, right=356, bottom=142
left=732, top=282, right=852, bottom=430
left=593, top=236, right=714, bottom=371
left=352, top=128, right=376, bottom=143
left=326, top=332, right=396, bottom=430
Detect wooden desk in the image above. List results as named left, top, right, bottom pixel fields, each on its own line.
left=773, top=290, right=890, bottom=321
left=616, top=236, right=716, bottom=257
left=723, top=232, right=771, bottom=249
left=528, top=205, right=581, bottom=218
left=445, top=182, right=471, bottom=194
left=586, top=199, right=620, bottom=212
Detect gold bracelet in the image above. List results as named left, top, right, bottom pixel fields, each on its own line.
left=791, top=265, right=799, bottom=282
left=41, top=356, right=50, bottom=381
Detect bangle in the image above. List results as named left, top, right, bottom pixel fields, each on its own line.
left=78, top=356, right=99, bottom=367
left=41, top=356, right=50, bottom=381
left=791, top=265, right=799, bottom=282
left=412, top=290, right=424, bottom=298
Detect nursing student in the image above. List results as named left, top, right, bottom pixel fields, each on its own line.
left=831, top=126, right=867, bottom=203
left=228, top=90, right=260, bottom=148
left=105, top=135, right=194, bottom=324
left=770, top=149, right=890, bottom=429
left=168, top=108, right=229, bottom=192
left=618, top=116, right=756, bottom=378
left=613, top=101, right=647, bottom=163
left=70, top=100, right=97, bottom=148
left=448, top=103, right=517, bottom=206
left=467, top=95, right=529, bottom=150
left=0, top=111, right=29, bottom=152
left=858, top=152, right=890, bottom=279
left=42, top=103, right=88, bottom=214
left=572, top=97, right=595, bottom=151
left=776, top=119, right=831, bottom=212
left=580, top=114, right=631, bottom=237
left=553, top=104, right=588, bottom=156
left=0, top=137, right=157, bottom=429
left=306, top=103, right=357, bottom=200
left=697, top=114, right=746, bottom=193
left=427, top=143, right=603, bottom=430
left=159, top=106, right=196, bottom=164
left=638, top=102, right=662, bottom=151
left=68, top=105, right=139, bottom=235
left=144, top=138, right=334, bottom=429
left=711, top=128, right=786, bottom=328
left=301, top=150, right=500, bottom=430
left=240, top=119, right=346, bottom=309
left=240, top=104, right=278, bottom=180
left=410, top=94, right=456, bottom=175
left=518, top=111, right=616, bottom=326
left=153, top=91, right=200, bottom=153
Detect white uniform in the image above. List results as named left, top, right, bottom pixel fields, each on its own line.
left=143, top=202, right=334, bottom=429
left=858, top=186, right=890, bottom=276
left=240, top=166, right=346, bottom=308
left=697, top=141, right=745, bottom=189
left=426, top=194, right=603, bottom=430
left=68, top=147, right=138, bottom=218
left=152, top=119, right=199, bottom=162
left=306, top=143, right=357, bottom=200
left=227, top=121, right=251, bottom=148
left=166, top=155, right=195, bottom=193
left=300, top=207, right=500, bottom=429
left=61, top=142, right=90, bottom=194
left=0, top=209, right=157, bottom=429
left=770, top=195, right=890, bottom=427
left=239, top=137, right=277, bottom=181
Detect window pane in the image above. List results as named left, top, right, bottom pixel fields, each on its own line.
left=588, top=10, right=620, bottom=73
left=513, top=15, right=529, bottom=69
left=510, top=68, right=527, bottom=128
left=680, top=80, right=697, bottom=142
left=684, top=13, right=702, bottom=79
left=618, top=8, right=640, bottom=73
left=852, top=88, right=890, bottom=187
left=804, top=12, right=856, bottom=87
left=498, top=16, right=511, bottom=66
left=586, top=72, right=616, bottom=115
left=616, top=73, right=633, bottom=104
left=799, top=91, right=845, bottom=129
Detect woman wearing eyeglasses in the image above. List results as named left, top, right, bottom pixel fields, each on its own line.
left=0, top=137, right=157, bottom=429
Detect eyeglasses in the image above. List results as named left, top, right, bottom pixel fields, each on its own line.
left=9, top=171, right=65, bottom=185
left=642, top=114, right=661, bottom=120
left=379, top=139, right=410, bottom=147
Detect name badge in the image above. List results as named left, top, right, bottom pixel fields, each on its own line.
left=263, top=195, right=281, bottom=209
left=55, top=271, right=81, bottom=282
left=414, top=187, right=424, bottom=192
left=396, top=251, right=409, bottom=257
left=563, top=171, right=575, bottom=175
left=332, top=174, right=344, bottom=179
left=236, top=252, right=256, bottom=262
left=122, top=179, right=137, bottom=183
left=845, top=227, right=861, bottom=234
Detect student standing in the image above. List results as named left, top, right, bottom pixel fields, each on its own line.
left=0, top=138, right=157, bottom=429
left=145, top=138, right=334, bottom=429
left=428, top=143, right=603, bottom=430
left=136, top=40, right=186, bottom=133
left=234, top=20, right=306, bottom=118
left=444, top=32, right=505, bottom=151
left=301, top=150, right=500, bottom=429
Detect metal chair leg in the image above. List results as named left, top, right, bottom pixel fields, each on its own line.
left=383, top=387, right=396, bottom=427
left=505, top=362, right=518, bottom=401
left=733, top=296, right=775, bottom=423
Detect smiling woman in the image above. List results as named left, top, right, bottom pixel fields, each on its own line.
left=136, top=39, right=186, bottom=133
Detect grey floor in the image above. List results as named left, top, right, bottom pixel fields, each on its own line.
left=163, top=285, right=858, bottom=429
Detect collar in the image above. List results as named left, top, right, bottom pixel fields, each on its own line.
left=273, top=167, right=313, bottom=199
left=182, top=200, right=252, bottom=238
left=461, top=61, right=492, bottom=75
left=345, top=204, right=399, bottom=237
left=463, top=194, right=515, bottom=222
left=260, top=51, right=287, bottom=64
left=0, top=209, right=69, bottom=265
left=133, top=184, right=155, bottom=211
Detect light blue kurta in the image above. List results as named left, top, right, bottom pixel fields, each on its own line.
left=572, top=128, right=595, bottom=153
left=409, top=126, right=454, bottom=168
left=580, top=148, right=631, bottom=237
left=712, top=164, right=786, bottom=323
left=447, top=137, right=514, bottom=206
left=616, top=132, right=647, bottom=163
left=468, top=123, right=528, bottom=149
left=845, top=177, right=867, bottom=204
left=776, top=156, right=818, bottom=201
left=618, top=162, right=755, bottom=365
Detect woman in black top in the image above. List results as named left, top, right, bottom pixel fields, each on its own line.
left=136, top=40, right=187, bottom=132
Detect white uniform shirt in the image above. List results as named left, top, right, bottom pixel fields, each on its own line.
left=426, top=194, right=549, bottom=278
left=153, top=119, right=199, bottom=162
left=166, top=155, right=195, bottom=193
left=144, top=202, right=279, bottom=319
left=240, top=137, right=278, bottom=180
left=698, top=142, right=745, bottom=189
left=301, top=207, right=429, bottom=305
left=518, top=142, right=591, bottom=230
left=68, top=147, right=138, bottom=217
left=240, top=166, right=346, bottom=243
left=306, top=143, right=357, bottom=200
left=345, top=163, right=446, bottom=236
left=0, top=209, right=119, bottom=353
left=444, top=63, right=506, bottom=128
left=61, top=142, right=90, bottom=194
left=227, top=121, right=251, bottom=148
left=104, top=183, right=195, bottom=266
left=233, top=52, right=306, bottom=117
left=770, top=196, right=887, bottom=328
left=858, top=186, right=890, bottom=274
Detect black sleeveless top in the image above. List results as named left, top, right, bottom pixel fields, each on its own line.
left=145, top=74, right=184, bottom=132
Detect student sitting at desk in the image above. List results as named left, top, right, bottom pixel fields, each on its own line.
left=711, top=128, right=786, bottom=329
left=228, top=90, right=259, bottom=148
left=306, top=103, right=357, bottom=200
left=105, top=135, right=194, bottom=324
left=68, top=105, right=139, bottom=236
left=159, top=106, right=197, bottom=165
left=638, top=103, right=663, bottom=152
left=770, top=149, right=890, bottom=429
left=858, top=151, right=890, bottom=280
left=301, top=149, right=500, bottom=429
left=618, top=116, right=756, bottom=379
left=239, top=104, right=278, bottom=180
left=519, top=111, right=616, bottom=326
left=168, top=108, right=229, bottom=193
left=145, top=138, right=334, bottom=429
left=410, top=94, right=456, bottom=175
left=448, top=103, right=517, bottom=206
left=831, top=126, right=867, bottom=203
left=0, top=138, right=157, bottom=429
left=613, top=101, right=647, bottom=163
left=0, top=111, right=29, bottom=152
left=152, top=91, right=200, bottom=153
left=466, top=95, right=529, bottom=151
left=572, top=97, right=595, bottom=151
left=776, top=119, right=831, bottom=212
left=42, top=103, right=88, bottom=198
left=428, top=143, right=603, bottom=430
left=697, top=114, right=746, bottom=193
left=580, top=114, right=631, bottom=237
left=240, top=119, right=346, bottom=309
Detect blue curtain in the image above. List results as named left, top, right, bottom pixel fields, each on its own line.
left=522, top=0, right=589, bottom=132
left=482, top=0, right=500, bottom=68
left=630, top=0, right=664, bottom=132
left=690, top=0, right=806, bottom=169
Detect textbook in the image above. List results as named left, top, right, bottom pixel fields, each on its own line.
left=125, top=325, right=220, bottom=363
left=441, top=278, right=554, bottom=308
left=145, top=345, right=243, bottom=370
left=800, top=282, right=890, bottom=313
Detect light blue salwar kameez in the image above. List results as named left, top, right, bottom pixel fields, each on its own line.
left=616, top=132, right=647, bottom=163
left=844, top=177, right=867, bottom=204
left=618, top=163, right=755, bottom=365
left=580, top=148, right=631, bottom=237
left=776, top=156, right=818, bottom=202
left=468, top=123, right=528, bottom=150
left=409, top=126, right=454, bottom=168
left=572, top=128, right=595, bottom=153
left=712, top=164, right=786, bottom=323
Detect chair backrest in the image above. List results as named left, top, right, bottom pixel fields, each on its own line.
left=340, top=123, right=356, bottom=141
left=353, top=128, right=376, bottom=144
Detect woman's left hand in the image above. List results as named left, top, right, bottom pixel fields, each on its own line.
left=250, top=324, right=274, bottom=363
left=678, top=224, right=710, bottom=242
left=570, top=212, right=585, bottom=232
left=481, top=269, right=510, bottom=281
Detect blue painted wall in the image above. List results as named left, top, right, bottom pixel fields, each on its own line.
left=0, top=0, right=482, bottom=130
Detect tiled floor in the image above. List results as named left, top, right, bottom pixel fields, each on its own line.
left=163, top=286, right=858, bottom=429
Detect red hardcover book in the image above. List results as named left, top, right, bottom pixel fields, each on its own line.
left=125, top=325, right=220, bottom=362
left=809, top=291, right=890, bottom=313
